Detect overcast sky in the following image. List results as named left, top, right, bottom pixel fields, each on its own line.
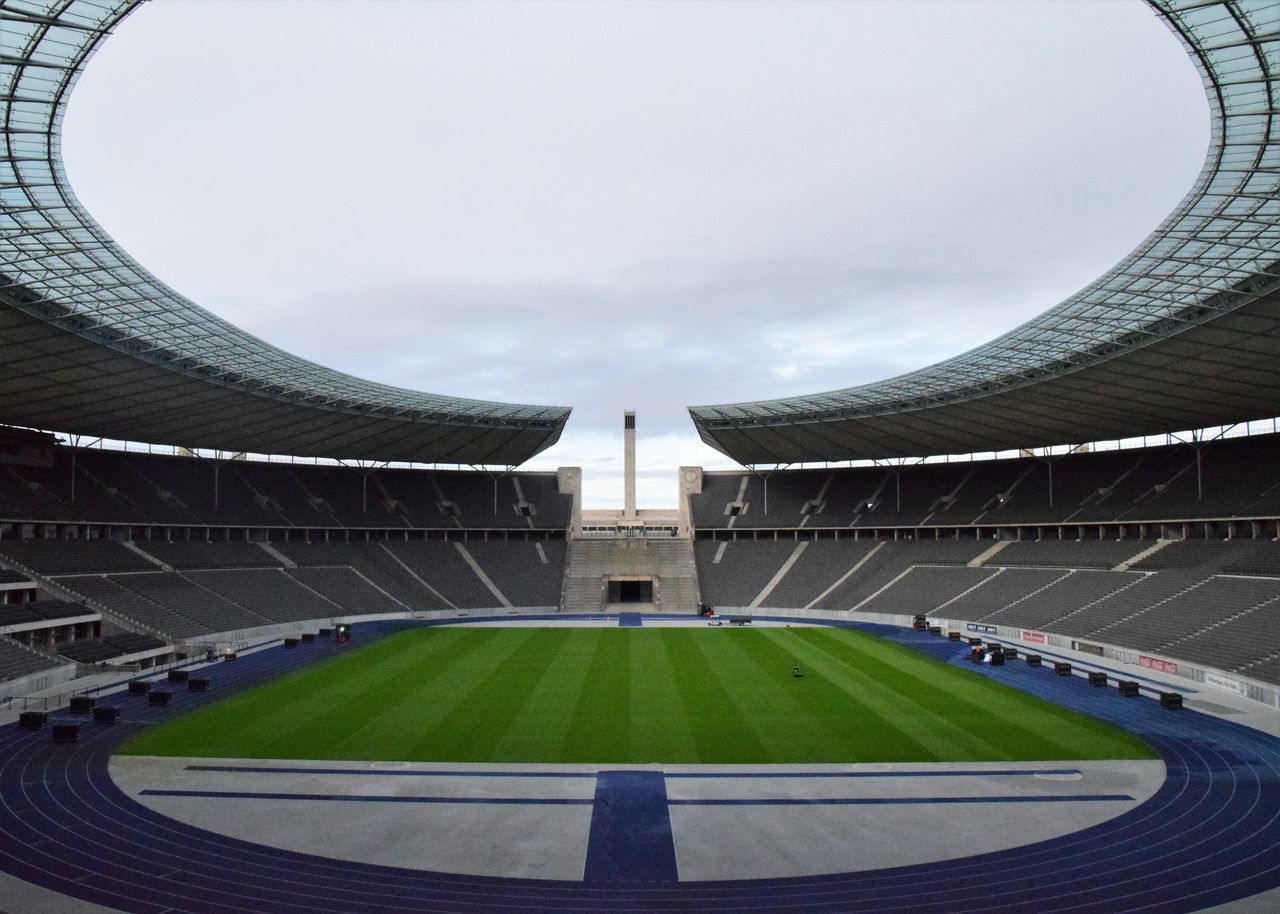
left=61, top=0, right=1208, bottom=508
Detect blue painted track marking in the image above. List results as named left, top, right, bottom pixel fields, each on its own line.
left=668, top=768, right=1082, bottom=779
left=185, top=764, right=596, bottom=778
left=668, top=794, right=1134, bottom=806
left=583, top=770, right=678, bottom=883
left=140, top=790, right=593, bottom=805
left=186, top=765, right=1082, bottom=780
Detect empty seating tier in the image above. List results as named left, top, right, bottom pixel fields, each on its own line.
left=0, top=600, right=94, bottom=627
left=0, top=447, right=571, bottom=530
left=0, top=541, right=155, bottom=575
left=140, top=542, right=279, bottom=570
left=759, top=540, right=881, bottom=609
left=58, top=633, right=166, bottom=664
left=854, top=566, right=996, bottom=615
left=0, top=636, right=67, bottom=683
left=690, top=433, right=1280, bottom=529
left=695, top=541, right=798, bottom=608
left=994, top=539, right=1147, bottom=569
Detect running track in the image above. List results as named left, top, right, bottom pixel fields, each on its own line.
left=1, top=618, right=1277, bottom=913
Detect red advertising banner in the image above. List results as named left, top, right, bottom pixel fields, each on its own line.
left=1021, top=631, right=1046, bottom=644
left=1139, top=655, right=1178, bottom=675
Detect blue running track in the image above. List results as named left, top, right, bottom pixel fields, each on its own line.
left=0, top=617, right=1276, bottom=912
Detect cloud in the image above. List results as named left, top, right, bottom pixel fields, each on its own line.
left=59, top=0, right=1208, bottom=507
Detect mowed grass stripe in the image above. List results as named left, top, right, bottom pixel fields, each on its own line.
left=800, top=628, right=1150, bottom=761
left=794, top=630, right=1060, bottom=761
left=563, top=629, right=634, bottom=762
left=492, top=629, right=599, bottom=761
left=725, top=628, right=940, bottom=762
left=119, top=627, right=1156, bottom=764
left=631, top=631, right=698, bottom=763
left=662, top=630, right=772, bottom=762
left=421, top=628, right=567, bottom=759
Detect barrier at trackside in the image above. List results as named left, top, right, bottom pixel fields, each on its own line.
left=923, top=615, right=1279, bottom=709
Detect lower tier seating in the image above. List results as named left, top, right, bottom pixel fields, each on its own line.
left=13, top=538, right=564, bottom=639
left=58, top=633, right=166, bottom=664
left=1, top=636, right=68, bottom=684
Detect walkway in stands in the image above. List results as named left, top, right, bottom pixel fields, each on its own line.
left=0, top=617, right=1277, bottom=913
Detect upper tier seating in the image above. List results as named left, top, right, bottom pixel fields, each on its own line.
left=690, top=433, right=1280, bottom=529
left=0, top=447, right=572, bottom=530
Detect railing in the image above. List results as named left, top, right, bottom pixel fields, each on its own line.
left=578, top=527, right=681, bottom=539
left=1, top=637, right=270, bottom=711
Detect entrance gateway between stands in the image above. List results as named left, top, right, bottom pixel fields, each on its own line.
left=608, top=578, right=653, bottom=604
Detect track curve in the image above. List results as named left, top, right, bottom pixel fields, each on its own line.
left=1, top=620, right=1277, bottom=913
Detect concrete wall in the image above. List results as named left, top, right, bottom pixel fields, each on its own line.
left=557, top=467, right=582, bottom=538
left=678, top=466, right=703, bottom=539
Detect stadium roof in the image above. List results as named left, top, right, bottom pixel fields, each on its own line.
left=0, top=0, right=569, bottom=466
left=691, top=0, right=1280, bottom=465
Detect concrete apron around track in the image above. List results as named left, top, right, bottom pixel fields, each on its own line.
left=111, top=755, right=1163, bottom=882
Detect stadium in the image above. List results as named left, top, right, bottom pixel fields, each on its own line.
left=0, top=0, right=1277, bottom=911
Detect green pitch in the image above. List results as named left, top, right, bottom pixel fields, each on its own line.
left=119, top=626, right=1154, bottom=764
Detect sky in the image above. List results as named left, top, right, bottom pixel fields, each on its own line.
left=60, top=0, right=1208, bottom=508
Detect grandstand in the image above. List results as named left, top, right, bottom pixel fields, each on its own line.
left=1, top=0, right=1278, bottom=911
left=687, top=430, right=1280, bottom=690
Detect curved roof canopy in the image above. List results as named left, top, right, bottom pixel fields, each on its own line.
left=0, top=0, right=569, bottom=465
left=692, top=0, right=1279, bottom=465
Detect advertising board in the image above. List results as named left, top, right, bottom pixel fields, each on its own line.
left=1205, top=671, right=1246, bottom=696
left=1139, top=655, right=1178, bottom=675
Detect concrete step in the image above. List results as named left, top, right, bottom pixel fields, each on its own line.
left=562, top=538, right=699, bottom=612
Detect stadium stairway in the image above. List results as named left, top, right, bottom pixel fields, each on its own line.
left=560, top=539, right=699, bottom=613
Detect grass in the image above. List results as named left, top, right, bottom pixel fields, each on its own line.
left=118, top=626, right=1155, bottom=764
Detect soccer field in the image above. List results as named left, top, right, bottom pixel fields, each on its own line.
left=120, top=626, right=1154, bottom=764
